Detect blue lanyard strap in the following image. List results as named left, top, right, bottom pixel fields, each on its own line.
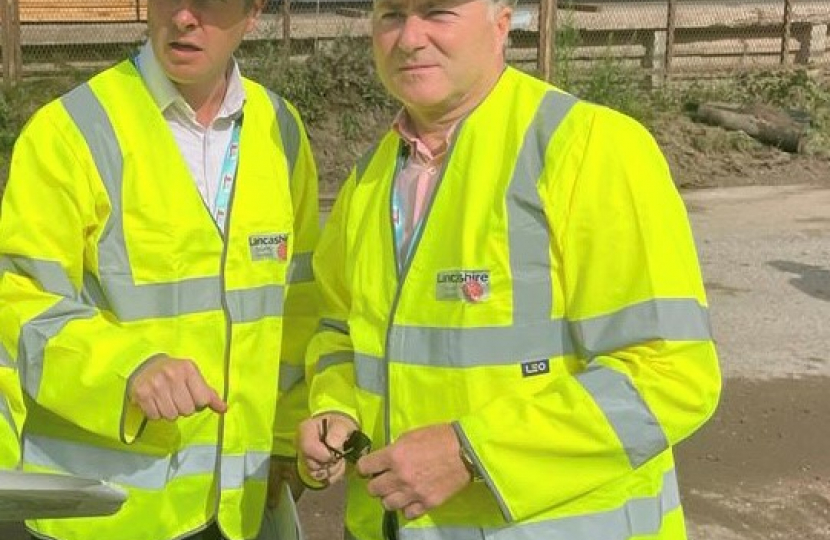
left=214, top=118, right=243, bottom=233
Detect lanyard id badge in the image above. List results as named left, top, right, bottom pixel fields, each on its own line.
left=213, top=118, right=243, bottom=234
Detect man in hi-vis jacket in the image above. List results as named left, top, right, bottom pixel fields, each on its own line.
left=297, top=0, right=721, bottom=538
left=0, top=0, right=318, bottom=538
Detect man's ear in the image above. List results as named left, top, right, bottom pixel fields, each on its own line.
left=495, top=6, right=513, bottom=48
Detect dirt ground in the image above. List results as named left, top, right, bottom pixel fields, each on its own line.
left=678, top=377, right=830, bottom=540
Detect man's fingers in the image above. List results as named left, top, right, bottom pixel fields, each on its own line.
left=356, top=448, right=391, bottom=478
left=207, top=390, right=228, bottom=413
left=170, top=387, right=197, bottom=417
left=186, top=369, right=228, bottom=413
left=381, top=491, right=413, bottom=512
left=185, top=371, right=227, bottom=414
left=298, top=418, right=332, bottom=463
left=154, top=392, right=181, bottom=421
left=403, top=502, right=427, bottom=520
left=141, top=398, right=162, bottom=421
left=312, top=460, right=346, bottom=485
left=366, top=469, right=398, bottom=498
left=130, top=356, right=227, bottom=420
left=323, top=416, right=355, bottom=449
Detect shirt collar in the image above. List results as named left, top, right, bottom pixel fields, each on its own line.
left=392, top=109, right=456, bottom=163
left=135, top=41, right=246, bottom=122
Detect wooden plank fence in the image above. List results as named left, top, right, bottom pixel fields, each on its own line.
left=2, top=0, right=146, bottom=23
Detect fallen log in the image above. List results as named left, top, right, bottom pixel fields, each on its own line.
left=695, top=102, right=808, bottom=153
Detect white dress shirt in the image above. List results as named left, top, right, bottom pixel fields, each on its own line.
left=134, top=42, right=246, bottom=220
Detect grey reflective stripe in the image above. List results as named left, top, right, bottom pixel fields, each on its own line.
left=62, top=84, right=227, bottom=323
left=81, top=269, right=112, bottom=312
left=388, top=298, right=710, bottom=368
left=319, top=318, right=349, bottom=335
left=99, top=274, right=222, bottom=322
left=24, top=434, right=269, bottom=490
left=62, top=84, right=127, bottom=281
left=267, top=91, right=300, bottom=178
left=288, top=251, right=314, bottom=284
left=354, top=352, right=384, bottom=396
left=25, top=434, right=215, bottom=489
left=396, top=469, right=680, bottom=540
left=0, top=341, right=12, bottom=368
left=572, top=298, right=712, bottom=358
left=389, top=320, right=573, bottom=367
left=577, top=364, right=668, bottom=467
left=279, top=363, right=305, bottom=392
left=355, top=142, right=381, bottom=183
left=19, top=298, right=96, bottom=398
left=507, top=91, right=578, bottom=327
left=220, top=451, right=271, bottom=490
left=0, top=256, right=76, bottom=299
left=317, top=350, right=355, bottom=374
left=226, top=285, right=284, bottom=324
left=0, top=395, right=16, bottom=434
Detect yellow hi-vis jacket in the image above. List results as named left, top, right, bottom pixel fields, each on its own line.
left=0, top=59, right=318, bottom=540
left=1, top=346, right=24, bottom=469
left=307, top=66, right=721, bottom=540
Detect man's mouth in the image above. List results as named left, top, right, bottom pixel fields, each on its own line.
left=400, top=64, right=435, bottom=72
left=170, top=42, right=202, bottom=52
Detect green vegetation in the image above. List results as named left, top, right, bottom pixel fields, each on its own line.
left=0, top=35, right=828, bottom=198
left=245, top=37, right=395, bottom=125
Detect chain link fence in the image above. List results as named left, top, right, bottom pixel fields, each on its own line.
left=0, top=0, right=828, bottom=84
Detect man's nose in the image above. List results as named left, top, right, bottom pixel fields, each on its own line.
left=396, top=15, right=428, bottom=53
left=171, top=0, right=201, bottom=31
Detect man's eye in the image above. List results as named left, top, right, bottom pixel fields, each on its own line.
left=426, top=9, right=456, bottom=18
left=380, top=11, right=405, bottom=19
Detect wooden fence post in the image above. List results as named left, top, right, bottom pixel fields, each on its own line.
left=282, top=0, right=291, bottom=60
left=780, top=0, right=793, bottom=65
left=537, top=0, right=557, bottom=82
left=664, top=0, right=677, bottom=84
left=1, top=0, right=22, bottom=87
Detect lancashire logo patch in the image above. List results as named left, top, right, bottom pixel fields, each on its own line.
left=249, top=233, right=289, bottom=262
left=436, top=270, right=490, bottom=302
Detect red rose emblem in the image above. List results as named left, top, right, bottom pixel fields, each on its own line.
left=462, top=279, right=484, bottom=302
left=277, top=241, right=288, bottom=262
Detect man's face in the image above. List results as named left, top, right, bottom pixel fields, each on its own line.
left=148, top=0, right=262, bottom=89
left=372, top=0, right=511, bottom=118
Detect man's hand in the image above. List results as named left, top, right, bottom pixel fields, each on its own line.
left=357, top=424, right=470, bottom=520
left=266, top=457, right=305, bottom=508
left=297, top=413, right=359, bottom=486
left=128, top=355, right=227, bottom=421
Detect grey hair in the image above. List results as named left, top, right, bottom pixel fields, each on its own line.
left=492, top=0, right=519, bottom=7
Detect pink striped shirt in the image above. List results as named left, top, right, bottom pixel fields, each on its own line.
left=392, top=110, right=456, bottom=263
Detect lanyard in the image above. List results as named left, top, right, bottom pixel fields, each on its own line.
left=391, top=186, right=407, bottom=269
left=213, top=118, right=242, bottom=234
left=391, top=169, right=426, bottom=271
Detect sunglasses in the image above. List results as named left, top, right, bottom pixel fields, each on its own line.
left=320, top=418, right=373, bottom=465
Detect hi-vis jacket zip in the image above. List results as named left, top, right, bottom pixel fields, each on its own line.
left=307, top=66, right=720, bottom=540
